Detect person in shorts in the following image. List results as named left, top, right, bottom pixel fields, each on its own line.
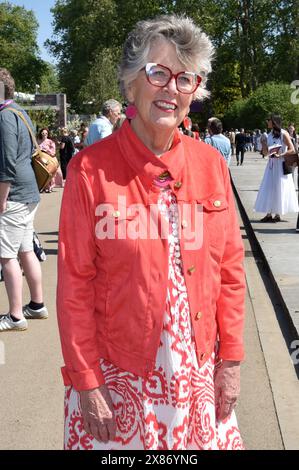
left=0, top=68, right=48, bottom=332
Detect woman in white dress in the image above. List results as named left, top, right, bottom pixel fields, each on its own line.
left=254, top=114, right=298, bottom=222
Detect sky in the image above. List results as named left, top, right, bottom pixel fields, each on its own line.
left=7, top=0, right=56, bottom=64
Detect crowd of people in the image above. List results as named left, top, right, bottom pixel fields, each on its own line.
left=0, top=11, right=298, bottom=452
left=35, top=118, right=299, bottom=197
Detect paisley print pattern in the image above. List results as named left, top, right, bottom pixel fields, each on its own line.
left=64, top=188, right=244, bottom=450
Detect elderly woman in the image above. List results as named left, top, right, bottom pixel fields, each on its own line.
left=57, top=15, right=246, bottom=450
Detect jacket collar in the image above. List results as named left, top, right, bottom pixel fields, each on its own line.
left=117, top=119, right=185, bottom=191
left=99, top=115, right=112, bottom=127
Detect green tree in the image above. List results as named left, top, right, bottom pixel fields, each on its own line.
left=78, top=47, right=122, bottom=113
left=223, top=97, right=249, bottom=129
left=224, top=82, right=299, bottom=129
left=0, top=2, right=45, bottom=92
left=269, top=0, right=299, bottom=82
left=47, top=0, right=118, bottom=110
left=245, top=82, right=299, bottom=129
left=48, top=0, right=299, bottom=114
left=39, top=64, right=61, bottom=93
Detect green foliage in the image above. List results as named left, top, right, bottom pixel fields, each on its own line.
left=39, top=64, right=61, bottom=93
left=46, top=0, right=118, bottom=110
left=78, top=47, right=122, bottom=113
left=26, top=108, right=58, bottom=133
left=223, top=98, right=249, bottom=129
left=0, top=2, right=61, bottom=94
left=47, top=0, right=299, bottom=115
left=0, top=2, right=42, bottom=91
left=224, top=82, right=299, bottom=130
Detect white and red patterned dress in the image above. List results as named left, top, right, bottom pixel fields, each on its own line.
left=64, top=180, right=244, bottom=450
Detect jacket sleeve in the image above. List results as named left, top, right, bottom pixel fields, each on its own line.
left=57, top=157, right=105, bottom=391
left=216, top=160, right=246, bottom=361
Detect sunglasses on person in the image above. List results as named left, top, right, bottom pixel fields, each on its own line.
left=143, top=63, right=202, bottom=94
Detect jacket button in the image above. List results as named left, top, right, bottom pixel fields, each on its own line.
left=195, top=311, right=202, bottom=320
left=181, top=220, right=188, bottom=228
left=187, top=265, right=196, bottom=274
left=213, top=200, right=221, bottom=207
left=112, top=210, right=120, bottom=218
left=200, top=352, right=206, bottom=360
left=174, top=181, right=182, bottom=189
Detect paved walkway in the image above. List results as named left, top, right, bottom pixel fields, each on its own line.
left=0, top=190, right=64, bottom=449
left=230, top=152, right=299, bottom=337
left=230, top=151, right=299, bottom=450
left=0, top=162, right=298, bottom=449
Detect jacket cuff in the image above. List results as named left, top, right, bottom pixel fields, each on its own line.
left=218, top=342, right=245, bottom=362
left=61, top=366, right=105, bottom=391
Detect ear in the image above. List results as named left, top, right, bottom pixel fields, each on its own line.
left=126, top=80, right=136, bottom=104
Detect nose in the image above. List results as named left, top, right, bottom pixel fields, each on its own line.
left=164, top=76, right=179, bottom=95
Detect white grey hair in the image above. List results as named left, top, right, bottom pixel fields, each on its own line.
left=101, top=99, right=122, bottom=116
left=119, top=15, right=214, bottom=102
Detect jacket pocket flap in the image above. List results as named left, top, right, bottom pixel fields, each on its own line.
left=95, top=202, right=137, bottom=221
left=197, top=195, right=228, bottom=212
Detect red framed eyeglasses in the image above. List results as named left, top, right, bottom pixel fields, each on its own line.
left=143, top=63, right=202, bottom=94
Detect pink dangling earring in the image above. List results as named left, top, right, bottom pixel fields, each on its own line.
left=125, top=104, right=137, bottom=120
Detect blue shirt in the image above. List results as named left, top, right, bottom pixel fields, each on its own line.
left=84, top=115, right=113, bottom=146
left=205, top=134, right=232, bottom=166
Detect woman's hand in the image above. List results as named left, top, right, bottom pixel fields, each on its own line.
left=79, top=385, right=116, bottom=443
left=214, top=360, right=241, bottom=421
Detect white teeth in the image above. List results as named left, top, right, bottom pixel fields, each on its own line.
left=156, top=101, right=176, bottom=110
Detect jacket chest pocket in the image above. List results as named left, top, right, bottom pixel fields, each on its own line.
left=198, top=195, right=228, bottom=250
left=95, top=202, right=142, bottom=259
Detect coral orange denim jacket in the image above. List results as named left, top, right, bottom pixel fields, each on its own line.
left=57, top=120, right=246, bottom=391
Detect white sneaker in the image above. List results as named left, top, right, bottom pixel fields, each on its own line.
left=23, top=304, right=48, bottom=319
left=0, top=314, right=28, bottom=332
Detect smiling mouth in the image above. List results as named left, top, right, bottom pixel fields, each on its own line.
left=154, top=100, right=177, bottom=111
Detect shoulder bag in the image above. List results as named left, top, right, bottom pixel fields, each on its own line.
left=284, top=152, right=299, bottom=168
left=6, top=108, right=59, bottom=191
